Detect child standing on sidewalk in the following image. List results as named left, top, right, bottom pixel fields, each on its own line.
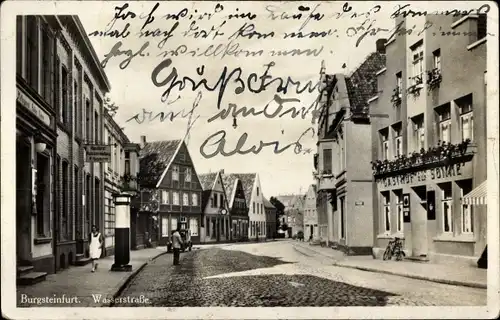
left=89, top=225, right=104, bottom=272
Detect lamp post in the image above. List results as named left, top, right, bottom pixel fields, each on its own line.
left=111, top=193, right=132, bottom=272
left=218, top=208, right=228, bottom=242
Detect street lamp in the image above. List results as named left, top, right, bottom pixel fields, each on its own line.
left=218, top=208, right=228, bottom=242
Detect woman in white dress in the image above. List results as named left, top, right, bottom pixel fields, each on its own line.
left=89, top=225, right=104, bottom=272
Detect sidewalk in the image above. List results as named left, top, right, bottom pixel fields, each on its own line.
left=293, top=241, right=487, bottom=289
left=16, top=247, right=169, bottom=307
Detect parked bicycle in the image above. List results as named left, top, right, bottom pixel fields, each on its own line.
left=383, top=237, right=406, bottom=261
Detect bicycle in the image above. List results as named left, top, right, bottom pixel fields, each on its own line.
left=383, top=237, right=406, bottom=261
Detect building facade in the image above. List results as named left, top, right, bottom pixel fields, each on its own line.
left=303, top=185, right=319, bottom=242
left=136, top=137, right=203, bottom=246
left=198, top=171, right=231, bottom=243
left=316, top=42, right=386, bottom=255
left=263, top=197, right=277, bottom=239
left=233, top=174, right=267, bottom=240
left=279, top=195, right=305, bottom=237
left=369, top=15, right=487, bottom=266
left=15, top=15, right=112, bottom=280
left=103, top=112, right=140, bottom=254
left=222, top=174, right=249, bottom=241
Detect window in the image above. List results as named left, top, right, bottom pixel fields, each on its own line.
left=340, top=197, right=346, bottom=239
left=257, top=203, right=259, bottom=214
left=458, top=95, right=473, bottom=141
left=323, top=148, right=332, bottom=173
left=94, top=110, right=99, bottom=143
left=253, top=202, right=255, bottom=213
left=173, top=192, right=179, bottom=205
left=437, top=105, right=451, bottom=143
left=382, top=192, right=391, bottom=234
left=433, top=49, right=441, bottom=72
left=192, top=193, right=198, bottom=206
left=396, top=72, right=403, bottom=98
left=171, top=218, right=178, bottom=231
left=380, top=129, right=389, bottom=160
left=74, top=81, right=79, bottom=135
left=26, top=16, right=38, bottom=89
left=62, top=161, right=69, bottom=239
left=460, top=180, right=474, bottom=234
left=172, top=165, right=179, bottom=181
left=411, top=41, right=424, bottom=86
left=441, top=183, right=453, bottom=233
left=125, top=156, right=130, bottom=175
left=16, top=16, right=22, bottom=75
left=161, top=217, right=169, bottom=236
left=183, top=193, right=189, bottom=206
left=261, top=203, right=263, bottom=214
left=257, top=187, right=260, bottom=196
left=85, top=99, right=91, bottom=141
left=41, top=27, right=51, bottom=102
left=214, top=193, right=218, bottom=207
left=396, top=192, right=403, bottom=233
left=392, top=123, right=402, bottom=158
left=219, top=194, right=223, bottom=208
left=412, top=115, right=425, bottom=151
left=161, top=190, right=169, bottom=204
left=189, top=218, right=198, bottom=236
left=61, top=67, right=68, bottom=124
left=185, top=167, right=191, bottom=182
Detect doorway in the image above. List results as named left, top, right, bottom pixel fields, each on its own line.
left=16, top=139, right=32, bottom=264
left=410, top=186, right=429, bottom=257
left=309, top=225, right=314, bottom=240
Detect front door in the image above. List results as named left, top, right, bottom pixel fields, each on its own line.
left=16, top=139, right=32, bottom=264
left=410, top=187, right=429, bottom=257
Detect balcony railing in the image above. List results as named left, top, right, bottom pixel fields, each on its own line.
left=371, top=139, right=473, bottom=178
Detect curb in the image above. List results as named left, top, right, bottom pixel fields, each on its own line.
left=104, top=250, right=169, bottom=307
left=331, top=263, right=488, bottom=289
left=293, top=243, right=487, bottom=290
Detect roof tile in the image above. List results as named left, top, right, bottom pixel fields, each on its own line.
left=138, top=140, right=181, bottom=187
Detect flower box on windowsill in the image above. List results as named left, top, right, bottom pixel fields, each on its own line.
left=372, top=140, right=474, bottom=178
left=390, top=88, right=402, bottom=107
left=427, top=68, right=442, bottom=91
left=407, top=82, right=423, bottom=97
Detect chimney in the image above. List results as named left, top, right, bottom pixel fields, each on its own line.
left=376, top=38, right=387, bottom=54
left=140, top=135, right=146, bottom=148
left=220, top=169, right=225, bottom=174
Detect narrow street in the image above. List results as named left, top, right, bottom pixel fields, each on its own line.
left=114, top=241, right=486, bottom=307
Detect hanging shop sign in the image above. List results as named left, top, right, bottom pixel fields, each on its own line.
left=85, top=145, right=112, bottom=162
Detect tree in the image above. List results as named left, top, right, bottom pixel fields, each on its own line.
left=137, top=153, right=165, bottom=188
left=269, top=196, right=285, bottom=214
left=104, top=96, right=119, bottom=117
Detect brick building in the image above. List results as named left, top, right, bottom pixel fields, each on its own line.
left=369, top=15, right=487, bottom=266
left=15, top=15, right=111, bottom=281
left=315, top=42, right=386, bottom=255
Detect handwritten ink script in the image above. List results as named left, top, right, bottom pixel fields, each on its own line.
left=89, top=1, right=493, bottom=159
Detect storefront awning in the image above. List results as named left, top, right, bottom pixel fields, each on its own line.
left=462, top=181, right=487, bottom=206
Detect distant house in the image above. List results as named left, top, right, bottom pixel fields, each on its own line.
left=303, top=185, right=319, bottom=242
left=232, top=173, right=267, bottom=240
left=278, top=194, right=305, bottom=237
left=263, top=197, right=277, bottom=239
left=135, top=136, right=203, bottom=246
left=221, top=173, right=249, bottom=241
left=198, top=170, right=231, bottom=243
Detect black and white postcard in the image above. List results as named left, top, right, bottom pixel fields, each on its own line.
left=1, top=1, right=499, bottom=319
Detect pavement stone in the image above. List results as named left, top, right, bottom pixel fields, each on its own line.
left=292, top=241, right=487, bottom=289
left=16, top=248, right=168, bottom=307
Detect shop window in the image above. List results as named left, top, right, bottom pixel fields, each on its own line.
left=395, top=191, right=404, bottom=233
left=382, top=192, right=391, bottom=234
left=172, top=165, right=179, bottom=181
left=161, top=190, right=169, bottom=204
left=171, top=218, right=178, bottom=232
left=459, top=180, right=474, bottom=234
left=411, top=114, right=425, bottom=151
left=183, top=193, right=189, bottom=206
left=192, top=193, right=198, bottom=206
left=440, top=182, right=453, bottom=233
left=436, top=104, right=451, bottom=144
left=185, top=167, right=191, bottom=182
left=392, top=122, right=403, bottom=158
left=189, top=218, right=198, bottom=236
left=379, top=128, right=389, bottom=160
left=172, top=192, right=179, bottom=205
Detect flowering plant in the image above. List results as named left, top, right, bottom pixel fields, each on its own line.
left=391, top=88, right=402, bottom=107
left=427, top=68, right=442, bottom=91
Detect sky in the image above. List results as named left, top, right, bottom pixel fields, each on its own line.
left=78, top=1, right=400, bottom=197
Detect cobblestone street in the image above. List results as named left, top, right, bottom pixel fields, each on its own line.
left=114, top=241, right=487, bottom=307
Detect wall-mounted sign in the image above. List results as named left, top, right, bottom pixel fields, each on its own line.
left=85, top=145, right=111, bottom=162
left=379, top=163, right=464, bottom=188
left=402, top=193, right=411, bottom=222
left=355, top=201, right=364, bottom=206
left=427, top=190, right=436, bottom=220
left=17, top=89, right=52, bottom=127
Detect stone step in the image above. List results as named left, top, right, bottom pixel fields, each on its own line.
left=74, top=257, right=92, bottom=266
left=17, top=272, right=47, bottom=286
left=17, top=265, right=34, bottom=276
left=405, top=255, right=430, bottom=263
